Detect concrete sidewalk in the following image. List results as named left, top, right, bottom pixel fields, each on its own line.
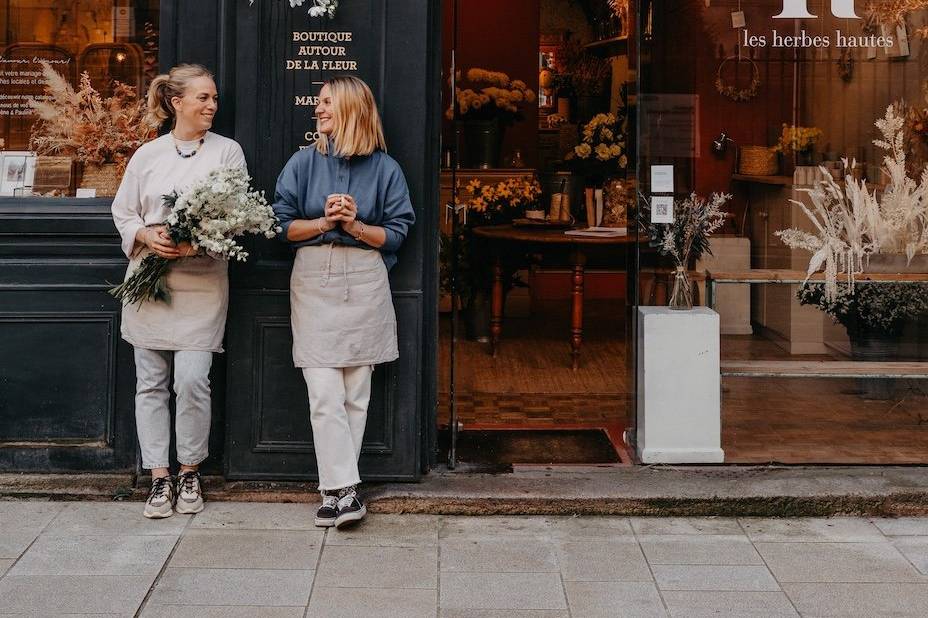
left=2, top=501, right=928, bottom=616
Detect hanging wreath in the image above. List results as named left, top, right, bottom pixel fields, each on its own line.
left=249, top=0, right=339, bottom=19
left=714, top=56, right=760, bottom=102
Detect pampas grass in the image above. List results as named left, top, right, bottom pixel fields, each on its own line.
left=776, top=104, right=928, bottom=300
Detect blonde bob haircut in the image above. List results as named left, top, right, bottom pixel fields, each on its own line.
left=314, top=75, right=386, bottom=157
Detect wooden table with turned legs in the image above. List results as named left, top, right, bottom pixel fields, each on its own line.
left=472, top=224, right=637, bottom=370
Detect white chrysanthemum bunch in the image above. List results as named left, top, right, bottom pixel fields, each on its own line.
left=776, top=104, right=928, bottom=301
left=165, top=166, right=281, bottom=262
left=110, top=166, right=281, bottom=305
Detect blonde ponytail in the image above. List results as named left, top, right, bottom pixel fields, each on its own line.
left=144, top=64, right=214, bottom=128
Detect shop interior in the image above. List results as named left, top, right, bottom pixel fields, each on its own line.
left=440, top=0, right=928, bottom=467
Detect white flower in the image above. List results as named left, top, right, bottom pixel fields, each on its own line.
left=308, top=5, right=325, bottom=16
left=289, top=0, right=305, bottom=7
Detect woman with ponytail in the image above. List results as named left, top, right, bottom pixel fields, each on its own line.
left=111, top=64, right=247, bottom=519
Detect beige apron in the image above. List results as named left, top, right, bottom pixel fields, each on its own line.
left=120, top=252, right=229, bottom=353
left=290, top=244, right=398, bottom=368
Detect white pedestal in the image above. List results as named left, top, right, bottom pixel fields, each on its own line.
left=696, top=236, right=753, bottom=335
left=636, top=307, right=724, bottom=464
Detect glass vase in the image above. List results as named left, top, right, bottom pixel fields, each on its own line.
left=668, top=266, right=693, bottom=310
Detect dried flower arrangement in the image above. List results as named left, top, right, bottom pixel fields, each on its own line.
left=776, top=105, right=928, bottom=301
left=865, top=0, right=928, bottom=28
left=29, top=62, right=157, bottom=174
left=446, top=68, right=536, bottom=122
left=715, top=57, right=761, bottom=102
left=644, top=192, right=731, bottom=268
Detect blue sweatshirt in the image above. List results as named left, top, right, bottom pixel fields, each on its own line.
left=272, top=146, right=416, bottom=270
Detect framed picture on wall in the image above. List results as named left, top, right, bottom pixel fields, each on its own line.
left=0, top=151, right=37, bottom=196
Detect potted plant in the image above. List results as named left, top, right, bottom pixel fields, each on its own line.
left=642, top=192, right=731, bottom=309
left=446, top=68, right=536, bottom=169
left=797, top=281, right=928, bottom=398
left=440, top=176, right=542, bottom=339
left=29, top=62, right=157, bottom=197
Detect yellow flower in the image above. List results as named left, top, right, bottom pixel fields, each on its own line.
left=595, top=143, right=611, bottom=161
left=575, top=143, right=592, bottom=159
left=511, top=79, right=527, bottom=90
left=467, top=179, right=481, bottom=193
left=601, top=128, right=613, bottom=140
left=609, top=144, right=621, bottom=156
left=619, top=154, right=628, bottom=168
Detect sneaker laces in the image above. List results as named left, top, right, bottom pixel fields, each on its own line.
left=320, top=492, right=339, bottom=510
left=336, top=485, right=358, bottom=509
left=149, top=476, right=171, bottom=503
left=178, top=471, right=200, bottom=497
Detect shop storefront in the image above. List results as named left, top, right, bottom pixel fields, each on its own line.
left=3, top=0, right=928, bottom=479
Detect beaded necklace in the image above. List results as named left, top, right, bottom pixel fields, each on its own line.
left=172, top=133, right=206, bottom=158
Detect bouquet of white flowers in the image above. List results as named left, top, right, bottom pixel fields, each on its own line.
left=109, top=166, right=281, bottom=305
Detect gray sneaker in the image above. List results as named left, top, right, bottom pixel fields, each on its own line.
left=143, top=476, right=175, bottom=519
left=175, top=471, right=204, bottom=514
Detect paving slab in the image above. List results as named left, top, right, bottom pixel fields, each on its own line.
left=9, top=533, right=176, bottom=577
left=740, top=517, right=885, bottom=542
left=782, top=582, right=928, bottom=616
left=652, top=564, right=780, bottom=591
left=147, top=568, right=313, bottom=606
left=314, top=545, right=437, bottom=589
left=48, top=502, right=187, bottom=536
left=756, top=541, right=924, bottom=582
left=630, top=517, right=742, bottom=535
left=0, top=574, right=153, bottom=614
left=307, top=587, right=437, bottom=618
left=546, top=516, right=634, bottom=539
left=324, top=514, right=440, bottom=546
left=0, top=530, right=41, bottom=559
left=661, top=590, right=798, bottom=617
left=0, top=559, right=13, bottom=577
left=440, top=538, right=558, bottom=572
left=563, top=581, right=666, bottom=617
left=890, top=536, right=928, bottom=575
left=142, top=607, right=305, bottom=618
left=556, top=540, right=653, bottom=582
left=168, top=529, right=323, bottom=569
left=189, top=502, right=317, bottom=530
left=438, top=516, right=554, bottom=540
left=638, top=535, right=763, bottom=565
left=0, top=501, right=64, bottom=532
left=441, top=610, right=569, bottom=618
left=439, top=572, right=567, bottom=610
left=871, top=517, right=928, bottom=536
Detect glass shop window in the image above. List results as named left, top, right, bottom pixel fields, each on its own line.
left=0, top=1, right=159, bottom=198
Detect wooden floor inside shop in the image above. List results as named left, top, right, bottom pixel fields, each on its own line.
left=438, top=304, right=928, bottom=465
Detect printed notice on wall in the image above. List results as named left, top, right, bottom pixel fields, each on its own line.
left=0, top=56, right=70, bottom=119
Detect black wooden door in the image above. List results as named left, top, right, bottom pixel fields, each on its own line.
left=220, top=0, right=439, bottom=480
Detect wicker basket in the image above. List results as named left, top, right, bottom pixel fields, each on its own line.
left=79, top=163, right=122, bottom=197
left=738, top=146, right=778, bottom=176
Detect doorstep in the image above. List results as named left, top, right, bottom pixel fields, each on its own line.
left=3, top=465, right=928, bottom=517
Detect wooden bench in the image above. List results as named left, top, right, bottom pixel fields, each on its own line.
left=705, top=269, right=928, bottom=379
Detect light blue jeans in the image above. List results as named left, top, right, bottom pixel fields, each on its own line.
left=133, top=348, right=213, bottom=469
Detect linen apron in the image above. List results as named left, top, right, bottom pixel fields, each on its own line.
left=120, top=251, right=229, bottom=353
left=290, top=244, right=398, bottom=368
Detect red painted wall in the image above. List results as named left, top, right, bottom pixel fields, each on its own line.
left=442, top=0, right=540, bottom=168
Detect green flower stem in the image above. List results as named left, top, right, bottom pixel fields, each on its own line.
left=108, top=254, right=173, bottom=306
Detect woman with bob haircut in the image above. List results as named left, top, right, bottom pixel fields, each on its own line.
left=272, top=75, right=415, bottom=528
left=111, top=64, right=247, bottom=519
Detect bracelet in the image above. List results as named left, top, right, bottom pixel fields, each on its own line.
left=354, top=222, right=365, bottom=242
left=316, top=218, right=327, bottom=236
